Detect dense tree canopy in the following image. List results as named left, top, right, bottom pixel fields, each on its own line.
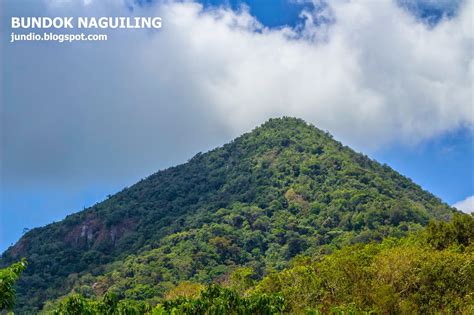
left=40, top=214, right=474, bottom=314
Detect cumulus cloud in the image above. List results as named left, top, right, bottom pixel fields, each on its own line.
left=453, top=195, right=474, bottom=213
left=1, top=0, right=473, bottom=187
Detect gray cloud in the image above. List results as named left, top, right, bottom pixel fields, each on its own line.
left=1, top=0, right=473, bottom=188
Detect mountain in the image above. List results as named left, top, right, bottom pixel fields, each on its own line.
left=1, top=117, right=455, bottom=312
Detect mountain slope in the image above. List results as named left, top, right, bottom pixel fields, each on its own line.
left=1, top=117, right=455, bottom=312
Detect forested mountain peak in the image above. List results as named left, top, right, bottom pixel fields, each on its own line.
left=1, top=117, right=455, bottom=312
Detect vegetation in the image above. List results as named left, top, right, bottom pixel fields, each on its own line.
left=39, top=214, right=474, bottom=314
left=46, top=285, right=284, bottom=315
left=0, top=118, right=457, bottom=312
left=253, top=214, right=474, bottom=314
left=0, top=258, right=27, bottom=312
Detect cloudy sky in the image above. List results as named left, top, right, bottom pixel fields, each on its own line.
left=1, top=0, right=473, bottom=252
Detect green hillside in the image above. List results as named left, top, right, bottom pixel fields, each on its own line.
left=2, top=215, right=473, bottom=314
left=39, top=215, right=473, bottom=314
left=1, top=117, right=456, bottom=312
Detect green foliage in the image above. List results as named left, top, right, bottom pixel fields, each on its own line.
left=50, top=293, right=151, bottom=315
left=164, top=282, right=204, bottom=300
left=0, top=258, right=27, bottom=311
left=255, top=215, right=474, bottom=314
left=425, top=213, right=474, bottom=249
left=224, top=267, right=255, bottom=295
left=46, top=285, right=283, bottom=315
left=155, top=284, right=284, bottom=315
left=37, top=215, right=474, bottom=314
left=53, top=295, right=96, bottom=315
left=1, top=118, right=456, bottom=312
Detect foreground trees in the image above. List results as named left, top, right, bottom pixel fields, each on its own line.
left=0, top=258, right=27, bottom=312
left=49, top=286, right=284, bottom=315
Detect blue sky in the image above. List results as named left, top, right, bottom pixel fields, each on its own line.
left=199, top=0, right=313, bottom=27
left=1, top=0, right=473, bottom=253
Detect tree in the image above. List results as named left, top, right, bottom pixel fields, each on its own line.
left=0, top=258, right=27, bottom=311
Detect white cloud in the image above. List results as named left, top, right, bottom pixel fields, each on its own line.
left=453, top=195, right=474, bottom=213
left=2, top=0, right=473, bottom=186
left=180, top=0, right=473, bottom=147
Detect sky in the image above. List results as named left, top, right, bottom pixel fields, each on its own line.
left=1, top=0, right=473, bottom=253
